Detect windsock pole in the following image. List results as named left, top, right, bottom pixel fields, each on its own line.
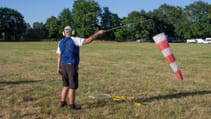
left=153, top=33, right=183, bottom=80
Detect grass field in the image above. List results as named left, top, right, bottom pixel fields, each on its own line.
left=0, top=41, right=211, bottom=119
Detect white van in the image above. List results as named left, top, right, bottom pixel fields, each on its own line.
left=186, top=39, right=196, bottom=43
left=205, top=38, right=211, bottom=43
left=196, top=39, right=208, bottom=44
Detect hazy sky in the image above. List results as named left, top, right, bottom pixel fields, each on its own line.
left=1, top=0, right=210, bottom=25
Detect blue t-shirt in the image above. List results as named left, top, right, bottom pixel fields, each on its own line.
left=59, top=37, right=80, bottom=65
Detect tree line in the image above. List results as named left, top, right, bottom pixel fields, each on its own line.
left=0, top=0, right=211, bottom=42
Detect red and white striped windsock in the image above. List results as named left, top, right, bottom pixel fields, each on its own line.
left=153, top=33, right=183, bottom=80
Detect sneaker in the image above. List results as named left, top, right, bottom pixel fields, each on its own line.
left=69, top=104, right=81, bottom=110
left=60, top=101, right=67, bottom=107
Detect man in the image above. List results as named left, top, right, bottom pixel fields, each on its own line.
left=56, top=26, right=105, bottom=110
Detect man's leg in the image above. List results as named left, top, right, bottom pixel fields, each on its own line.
left=68, top=88, right=80, bottom=109
left=61, top=86, right=69, bottom=102
left=67, top=64, right=80, bottom=109
left=68, top=88, right=75, bottom=105
left=60, top=86, right=68, bottom=107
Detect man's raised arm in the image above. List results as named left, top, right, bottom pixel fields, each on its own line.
left=83, top=30, right=105, bottom=45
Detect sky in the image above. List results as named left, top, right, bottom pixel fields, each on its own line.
left=1, top=0, right=211, bottom=26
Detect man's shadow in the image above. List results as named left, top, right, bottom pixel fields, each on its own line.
left=86, top=90, right=211, bottom=109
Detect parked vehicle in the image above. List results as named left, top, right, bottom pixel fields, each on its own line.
left=186, top=38, right=211, bottom=44
left=196, top=39, right=209, bottom=44
left=186, top=39, right=196, bottom=44
left=205, top=38, right=211, bottom=43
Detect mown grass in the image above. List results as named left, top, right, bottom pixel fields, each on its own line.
left=0, top=41, right=211, bottom=119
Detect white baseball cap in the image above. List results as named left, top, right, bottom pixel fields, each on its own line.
left=64, top=26, right=72, bottom=33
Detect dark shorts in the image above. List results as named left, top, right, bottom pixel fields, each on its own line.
left=61, top=64, right=78, bottom=89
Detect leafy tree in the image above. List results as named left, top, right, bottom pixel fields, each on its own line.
left=58, top=8, right=72, bottom=35
left=45, top=16, right=60, bottom=39
left=184, top=1, right=211, bottom=38
left=22, top=22, right=47, bottom=41
left=101, top=7, right=112, bottom=30
left=134, top=11, right=154, bottom=40
left=33, top=22, right=43, bottom=29
left=32, top=22, right=47, bottom=40
left=22, top=23, right=33, bottom=40
left=72, top=0, right=101, bottom=37
left=152, top=4, right=187, bottom=39
left=124, top=11, right=142, bottom=40
left=109, top=13, right=121, bottom=40
left=0, top=7, right=26, bottom=41
left=101, top=7, right=120, bottom=40
left=115, top=10, right=153, bottom=41
left=110, top=13, right=121, bottom=30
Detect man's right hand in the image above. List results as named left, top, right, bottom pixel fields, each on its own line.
left=83, top=30, right=106, bottom=45
left=96, top=30, right=106, bottom=36
left=57, top=68, right=62, bottom=75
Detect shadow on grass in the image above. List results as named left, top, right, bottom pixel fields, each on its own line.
left=86, top=90, right=211, bottom=109
left=84, top=100, right=121, bottom=109
left=0, top=80, right=42, bottom=85
left=135, top=90, right=211, bottom=103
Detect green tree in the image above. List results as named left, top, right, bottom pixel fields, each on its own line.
left=58, top=8, right=72, bottom=35
left=22, top=22, right=47, bottom=41
left=101, top=7, right=120, bottom=40
left=109, top=13, right=121, bottom=40
left=22, top=23, right=33, bottom=40
left=184, top=1, right=211, bottom=38
left=101, top=7, right=112, bottom=30
left=32, top=22, right=47, bottom=40
left=33, top=22, right=43, bottom=29
left=72, top=0, right=101, bottom=37
left=110, top=13, right=121, bottom=30
left=45, top=16, right=60, bottom=39
left=0, top=7, right=26, bottom=41
left=152, top=4, right=187, bottom=39
left=115, top=10, right=153, bottom=41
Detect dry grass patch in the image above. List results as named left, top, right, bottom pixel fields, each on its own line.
left=0, top=41, right=210, bottom=119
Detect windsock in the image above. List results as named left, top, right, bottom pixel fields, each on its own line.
left=153, top=33, right=183, bottom=80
